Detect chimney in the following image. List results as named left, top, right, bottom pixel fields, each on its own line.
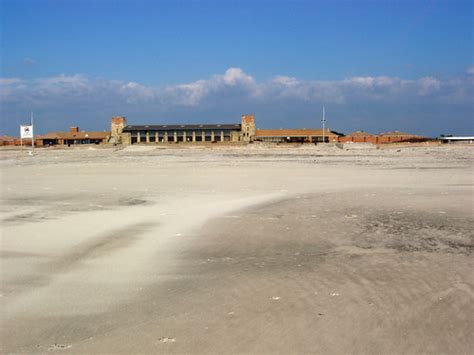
left=70, top=126, right=79, bottom=134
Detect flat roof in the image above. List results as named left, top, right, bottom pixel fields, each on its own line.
left=123, top=124, right=241, bottom=132
left=439, top=136, right=474, bottom=140
left=37, top=131, right=110, bottom=140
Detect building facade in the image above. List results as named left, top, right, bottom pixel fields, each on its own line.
left=338, top=131, right=377, bottom=144
left=439, top=136, right=474, bottom=144
left=255, top=129, right=341, bottom=143
left=36, top=127, right=110, bottom=146
left=338, top=130, right=427, bottom=144
left=114, top=114, right=256, bottom=145
left=1, top=115, right=430, bottom=148
left=375, top=131, right=423, bottom=144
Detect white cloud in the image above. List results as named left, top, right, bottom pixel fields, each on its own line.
left=271, top=76, right=300, bottom=86
left=221, top=67, right=256, bottom=87
left=0, top=78, right=25, bottom=85
left=120, top=81, right=156, bottom=103
left=0, top=78, right=27, bottom=103
left=466, top=66, right=474, bottom=75
left=417, top=77, right=441, bottom=96
left=34, top=74, right=92, bottom=97
left=165, top=67, right=259, bottom=106
left=0, top=68, right=472, bottom=110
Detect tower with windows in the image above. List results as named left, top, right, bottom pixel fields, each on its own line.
left=241, top=114, right=256, bottom=141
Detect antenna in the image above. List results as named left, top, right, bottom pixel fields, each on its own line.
left=321, top=106, right=326, bottom=143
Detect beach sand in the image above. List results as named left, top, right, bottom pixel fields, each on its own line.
left=1, top=144, right=473, bottom=353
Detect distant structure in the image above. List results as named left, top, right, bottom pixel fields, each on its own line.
left=339, top=130, right=424, bottom=144
left=439, top=136, right=474, bottom=144
left=113, top=114, right=345, bottom=145
left=338, top=130, right=375, bottom=143
left=110, top=116, right=127, bottom=144
left=252, top=107, right=341, bottom=143
left=0, top=113, right=433, bottom=148
left=377, top=131, right=423, bottom=144
left=0, top=135, right=17, bottom=146
left=241, top=114, right=256, bottom=142
left=255, top=129, right=340, bottom=143
left=36, top=127, right=109, bottom=146
left=117, top=114, right=255, bottom=144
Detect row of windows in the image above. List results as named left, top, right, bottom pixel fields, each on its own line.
left=129, top=130, right=236, bottom=138
left=256, top=136, right=329, bottom=143
left=131, top=135, right=233, bottom=143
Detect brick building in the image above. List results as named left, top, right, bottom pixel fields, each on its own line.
left=338, top=131, right=377, bottom=144
left=1, top=115, right=428, bottom=148
left=0, top=135, right=18, bottom=146
left=114, top=114, right=256, bottom=144
left=36, top=127, right=110, bottom=146
left=0, top=135, right=36, bottom=147
left=376, top=131, right=423, bottom=144
left=338, top=130, right=425, bottom=144
left=255, top=129, right=341, bottom=143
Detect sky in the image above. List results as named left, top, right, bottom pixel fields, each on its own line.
left=1, top=0, right=473, bottom=136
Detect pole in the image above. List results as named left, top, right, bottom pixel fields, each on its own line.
left=31, top=112, right=35, bottom=152
left=322, top=106, right=326, bottom=143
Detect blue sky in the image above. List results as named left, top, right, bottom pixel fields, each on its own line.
left=1, top=0, right=473, bottom=136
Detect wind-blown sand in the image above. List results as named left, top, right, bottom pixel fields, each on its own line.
left=1, top=144, right=473, bottom=353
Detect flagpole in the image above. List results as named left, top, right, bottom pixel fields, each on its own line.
left=31, top=112, right=35, bottom=152
left=322, top=106, right=326, bottom=144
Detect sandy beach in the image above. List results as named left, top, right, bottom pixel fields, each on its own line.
left=1, top=144, right=473, bottom=353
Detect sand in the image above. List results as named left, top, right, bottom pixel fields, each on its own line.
left=0, top=144, right=473, bottom=353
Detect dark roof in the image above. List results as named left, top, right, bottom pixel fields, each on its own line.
left=123, top=124, right=241, bottom=132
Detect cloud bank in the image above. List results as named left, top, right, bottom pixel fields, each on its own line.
left=2, top=67, right=472, bottom=107
left=1, top=67, right=473, bottom=135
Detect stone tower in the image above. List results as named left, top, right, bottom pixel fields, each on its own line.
left=241, top=114, right=256, bottom=142
left=110, top=116, right=127, bottom=143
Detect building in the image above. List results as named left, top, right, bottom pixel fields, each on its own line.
left=0, top=135, right=36, bottom=147
left=338, top=130, right=428, bottom=144
left=0, top=135, right=18, bottom=146
left=114, top=114, right=256, bottom=144
left=110, top=116, right=127, bottom=144
left=439, top=136, right=474, bottom=144
left=376, top=130, right=423, bottom=144
left=1, top=114, right=432, bottom=148
left=255, top=129, right=341, bottom=143
left=241, top=114, right=257, bottom=141
left=36, top=127, right=110, bottom=146
left=338, top=130, right=377, bottom=144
